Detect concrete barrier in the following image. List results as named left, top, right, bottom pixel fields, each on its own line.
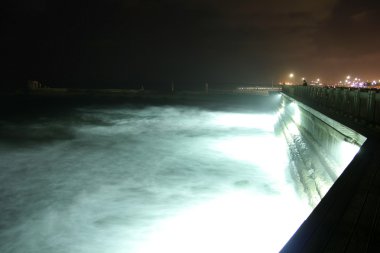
left=277, top=94, right=365, bottom=207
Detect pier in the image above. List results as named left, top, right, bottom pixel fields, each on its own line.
left=281, top=86, right=380, bottom=253
left=282, top=86, right=380, bottom=135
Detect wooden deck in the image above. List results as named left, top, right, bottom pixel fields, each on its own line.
left=281, top=139, right=380, bottom=252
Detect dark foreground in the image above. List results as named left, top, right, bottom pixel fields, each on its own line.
left=281, top=138, right=380, bottom=252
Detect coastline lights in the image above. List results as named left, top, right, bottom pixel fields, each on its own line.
left=340, top=75, right=368, bottom=87
left=280, top=71, right=380, bottom=87
left=310, top=78, right=322, bottom=86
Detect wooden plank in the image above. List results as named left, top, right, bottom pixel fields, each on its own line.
left=301, top=150, right=375, bottom=253
left=323, top=157, right=378, bottom=252
left=345, top=163, right=380, bottom=253
left=366, top=196, right=380, bottom=252
left=280, top=140, right=372, bottom=253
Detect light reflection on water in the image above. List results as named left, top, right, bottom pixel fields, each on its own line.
left=0, top=102, right=356, bottom=253
left=135, top=190, right=310, bottom=253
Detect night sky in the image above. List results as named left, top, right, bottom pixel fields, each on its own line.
left=1, top=0, right=380, bottom=89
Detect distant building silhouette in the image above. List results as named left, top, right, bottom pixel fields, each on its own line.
left=27, top=80, right=43, bottom=89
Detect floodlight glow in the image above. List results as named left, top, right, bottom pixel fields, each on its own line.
left=281, top=100, right=286, bottom=108
left=277, top=107, right=285, bottom=118
left=285, top=121, right=300, bottom=135
left=213, top=113, right=277, bottom=132
left=213, top=135, right=289, bottom=179
left=134, top=190, right=311, bottom=253
left=335, top=141, right=360, bottom=175
left=289, top=73, right=294, bottom=78
left=290, top=102, right=301, bottom=125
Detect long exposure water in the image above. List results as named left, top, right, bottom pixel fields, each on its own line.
left=0, top=95, right=358, bottom=253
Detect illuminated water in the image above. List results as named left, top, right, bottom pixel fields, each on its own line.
left=0, top=97, right=358, bottom=253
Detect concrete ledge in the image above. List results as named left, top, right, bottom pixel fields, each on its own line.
left=282, top=93, right=366, bottom=146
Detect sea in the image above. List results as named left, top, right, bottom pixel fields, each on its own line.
left=0, top=94, right=358, bottom=253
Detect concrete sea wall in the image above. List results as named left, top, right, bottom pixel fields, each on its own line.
left=277, top=94, right=365, bottom=207
left=280, top=87, right=380, bottom=252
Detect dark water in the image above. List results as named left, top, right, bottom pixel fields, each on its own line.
left=0, top=94, right=357, bottom=253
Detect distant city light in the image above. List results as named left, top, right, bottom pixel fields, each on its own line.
left=279, top=71, right=380, bottom=88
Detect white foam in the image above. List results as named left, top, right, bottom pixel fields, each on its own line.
left=0, top=105, right=315, bottom=253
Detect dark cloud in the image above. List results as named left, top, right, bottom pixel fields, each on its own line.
left=316, top=0, right=380, bottom=55
left=1, top=0, right=379, bottom=88
left=309, top=0, right=380, bottom=81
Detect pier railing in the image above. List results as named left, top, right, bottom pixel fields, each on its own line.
left=282, top=86, right=380, bottom=127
